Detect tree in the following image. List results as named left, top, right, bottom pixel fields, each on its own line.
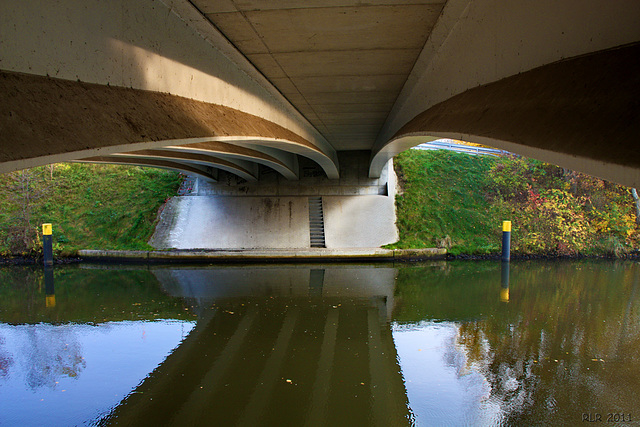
left=0, top=167, right=51, bottom=253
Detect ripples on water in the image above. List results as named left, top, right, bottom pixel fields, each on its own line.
left=0, top=261, right=638, bottom=426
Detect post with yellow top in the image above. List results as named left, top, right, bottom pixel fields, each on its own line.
left=42, top=223, right=53, bottom=266
left=501, top=220, right=511, bottom=262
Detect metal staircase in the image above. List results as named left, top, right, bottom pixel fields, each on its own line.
left=308, top=197, right=326, bottom=248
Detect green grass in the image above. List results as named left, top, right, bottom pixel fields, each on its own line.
left=0, top=163, right=182, bottom=255
left=389, top=150, right=500, bottom=254
left=2, top=151, right=637, bottom=257
left=390, top=149, right=639, bottom=256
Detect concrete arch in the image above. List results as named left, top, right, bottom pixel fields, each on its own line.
left=370, top=44, right=640, bottom=188
left=106, top=150, right=258, bottom=182
left=79, top=157, right=218, bottom=181
left=0, top=0, right=334, bottom=164
left=0, top=71, right=339, bottom=179
left=163, top=141, right=299, bottom=180
left=214, top=137, right=339, bottom=180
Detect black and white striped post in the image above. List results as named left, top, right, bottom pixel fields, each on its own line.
left=501, top=220, right=511, bottom=262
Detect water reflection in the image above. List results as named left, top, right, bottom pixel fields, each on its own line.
left=101, top=265, right=410, bottom=426
left=153, top=265, right=397, bottom=320
left=394, top=322, right=499, bottom=425
left=0, top=266, right=197, bottom=426
left=21, top=324, right=85, bottom=388
left=44, top=266, right=55, bottom=308
left=394, top=261, right=640, bottom=426
left=500, top=262, right=509, bottom=303
left=0, top=262, right=638, bottom=426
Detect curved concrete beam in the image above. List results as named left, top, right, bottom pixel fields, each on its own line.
left=217, top=137, right=339, bottom=179
left=371, top=44, right=640, bottom=188
left=164, top=141, right=299, bottom=180
left=109, top=150, right=258, bottom=182
left=0, top=0, right=338, bottom=176
left=0, top=72, right=338, bottom=178
left=79, top=157, right=217, bottom=181
left=378, top=0, right=640, bottom=146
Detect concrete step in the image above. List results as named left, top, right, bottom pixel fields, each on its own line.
left=309, top=196, right=326, bottom=248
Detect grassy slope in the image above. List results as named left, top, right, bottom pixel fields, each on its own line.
left=391, top=150, right=639, bottom=256
left=0, top=163, right=181, bottom=255
left=1, top=152, right=636, bottom=257
left=391, top=150, right=499, bottom=254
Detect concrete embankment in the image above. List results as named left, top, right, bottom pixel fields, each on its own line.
left=77, top=248, right=446, bottom=263
left=148, top=155, right=400, bottom=250
left=149, top=195, right=399, bottom=250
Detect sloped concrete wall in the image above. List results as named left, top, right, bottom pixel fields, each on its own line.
left=324, top=195, right=398, bottom=248
left=151, top=196, right=310, bottom=249
left=149, top=158, right=399, bottom=249
left=150, top=194, right=398, bottom=249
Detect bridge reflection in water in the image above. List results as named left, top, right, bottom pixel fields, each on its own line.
left=101, top=266, right=410, bottom=426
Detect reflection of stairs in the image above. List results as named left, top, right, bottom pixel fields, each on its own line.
left=308, top=197, right=326, bottom=248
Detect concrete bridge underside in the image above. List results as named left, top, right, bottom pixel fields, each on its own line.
left=0, top=1, right=639, bottom=249
left=1, top=0, right=639, bottom=187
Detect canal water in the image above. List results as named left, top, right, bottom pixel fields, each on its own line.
left=0, top=261, right=638, bottom=426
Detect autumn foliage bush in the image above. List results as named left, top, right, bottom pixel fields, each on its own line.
left=393, top=150, right=639, bottom=256
left=488, top=156, right=639, bottom=256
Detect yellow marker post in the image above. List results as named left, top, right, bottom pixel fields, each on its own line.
left=501, top=220, right=511, bottom=262
left=42, top=223, right=53, bottom=266
left=42, top=223, right=52, bottom=235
